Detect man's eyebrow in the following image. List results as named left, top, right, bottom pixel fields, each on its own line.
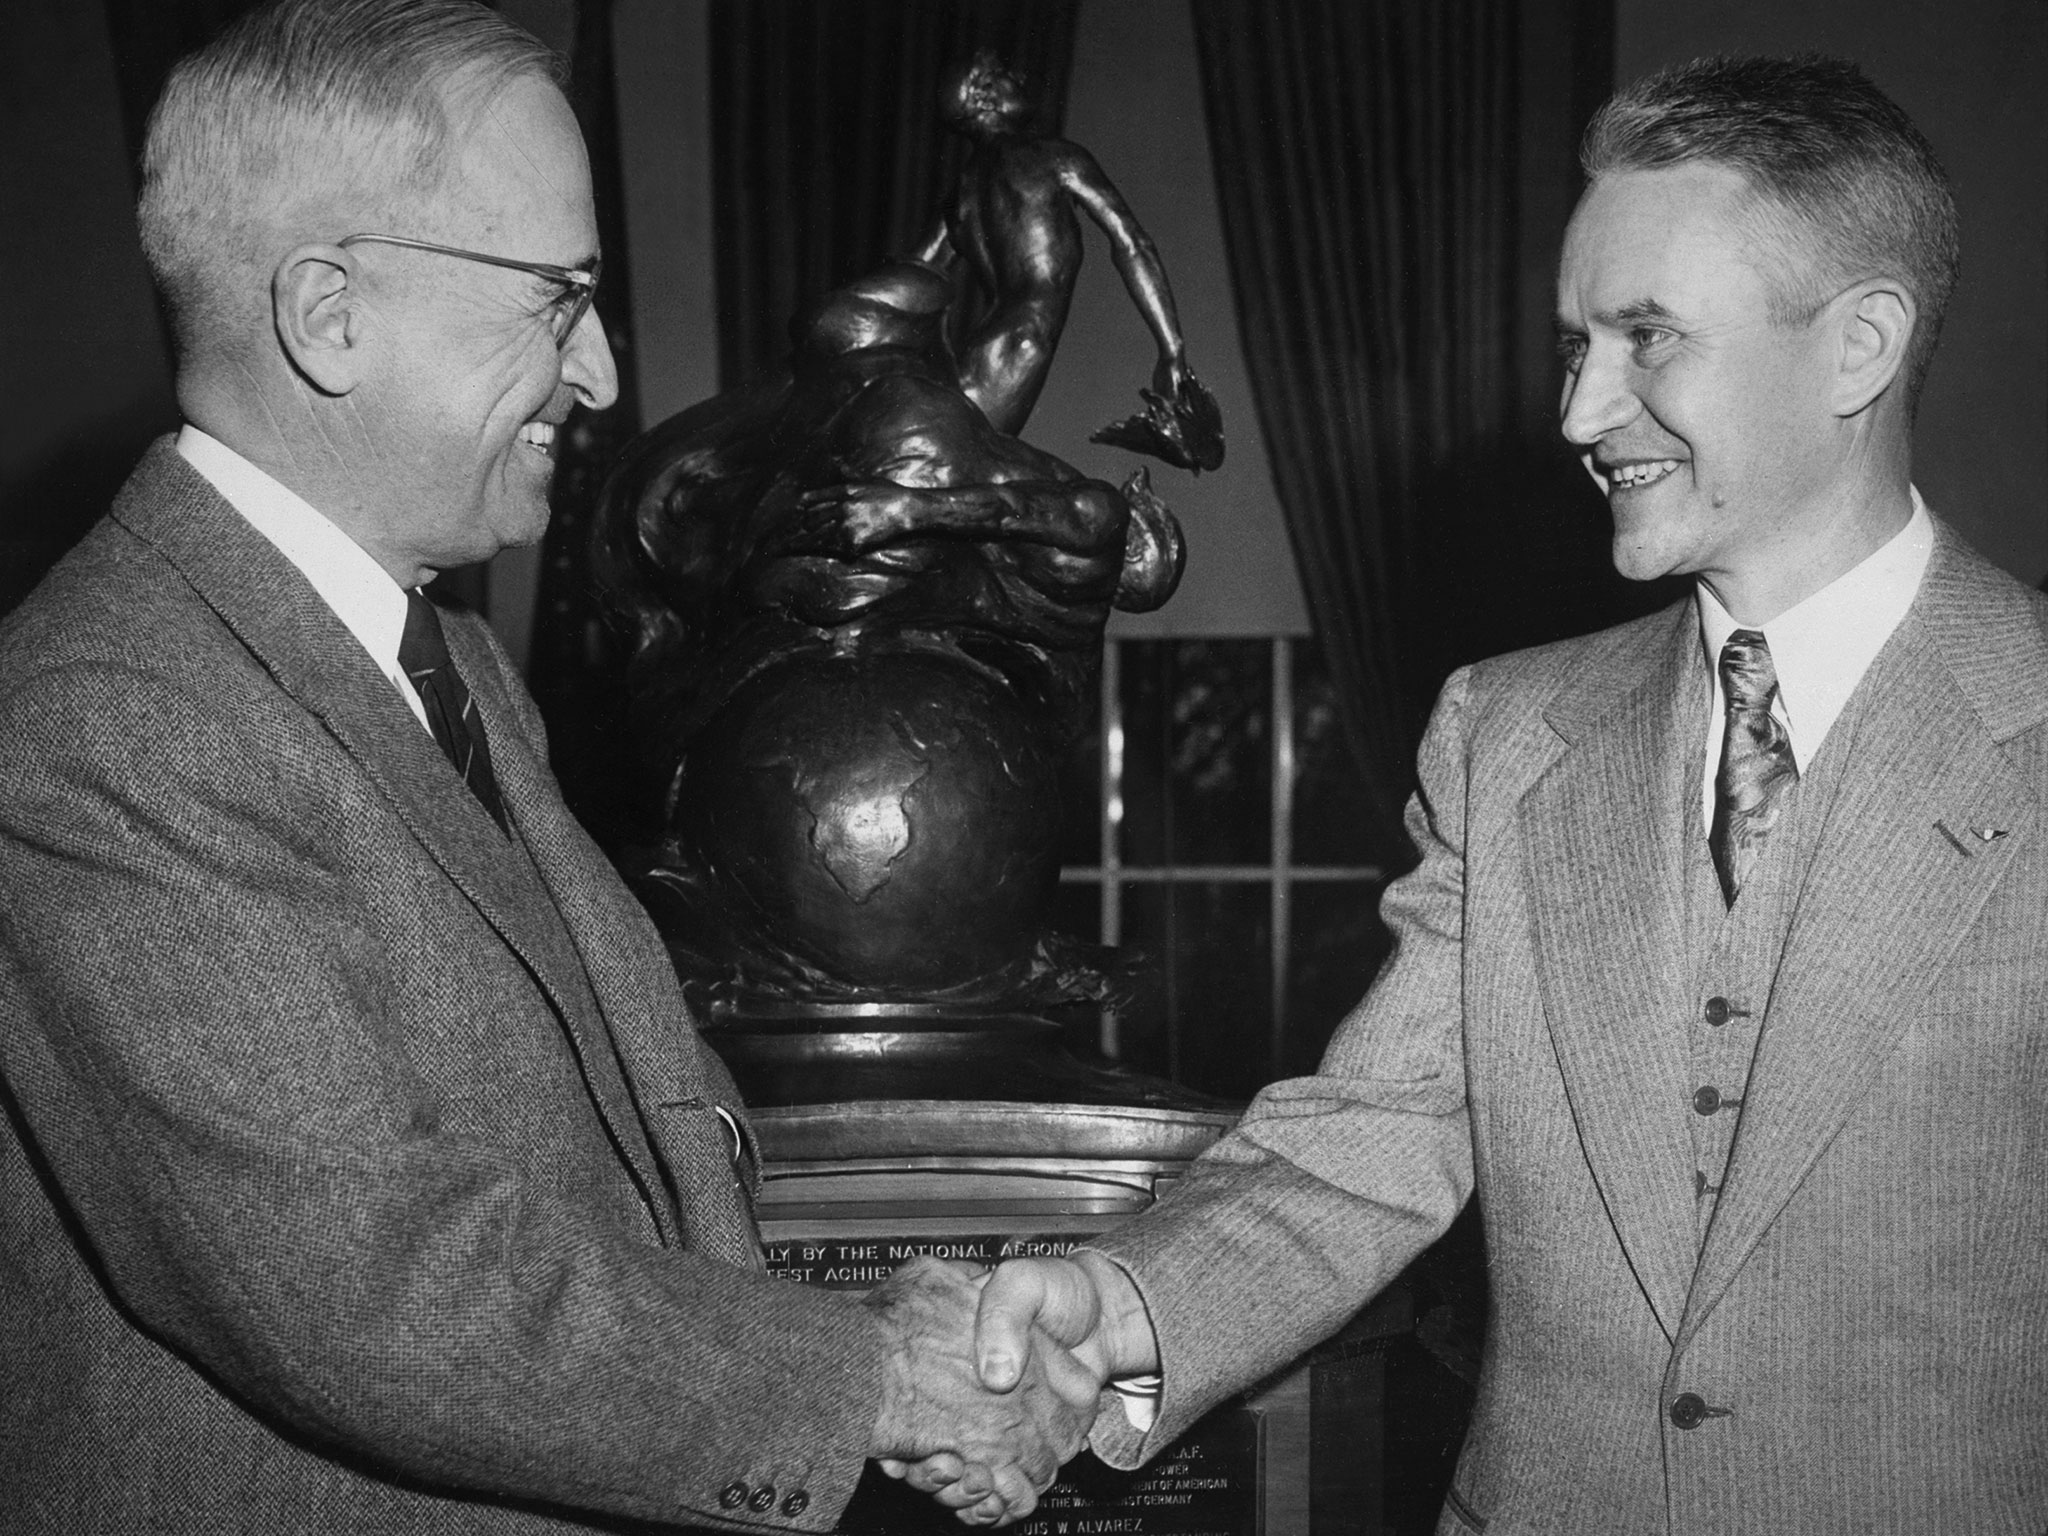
left=1555, top=295, right=1680, bottom=343
left=1602, top=297, right=1677, bottom=325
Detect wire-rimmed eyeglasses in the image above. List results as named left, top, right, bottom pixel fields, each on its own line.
left=338, top=233, right=600, bottom=344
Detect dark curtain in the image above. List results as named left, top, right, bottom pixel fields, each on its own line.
left=526, top=0, right=651, bottom=845
left=93, top=0, right=267, bottom=474
left=710, top=0, right=1080, bottom=388
left=103, top=0, right=263, bottom=177
left=1191, top=0, right=1620, bottom=845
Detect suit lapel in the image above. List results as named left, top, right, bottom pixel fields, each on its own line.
left=1522, top=601, right=1703, bottom=1341
left=1677, top=532, right=2044, bottom=1347
left=456, top=633, right=763, bottom=1268
left=112, top=443, right=680, bottom=1241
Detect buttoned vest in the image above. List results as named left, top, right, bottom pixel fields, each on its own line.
left=1678, top=671, right=1875, bottom=1251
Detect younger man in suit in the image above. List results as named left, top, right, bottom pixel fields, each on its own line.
left=945, top=55, right=2048, bottom=1534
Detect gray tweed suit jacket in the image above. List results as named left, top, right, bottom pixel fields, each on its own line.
left=1088, top=519, right=2048, bottom=1533
left=0, top=440, right=884, bottom=1533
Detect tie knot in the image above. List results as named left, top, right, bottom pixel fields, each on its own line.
left=1718, top=628, right=1779, bottom=712
left=399, top=589, right=452, bottom=683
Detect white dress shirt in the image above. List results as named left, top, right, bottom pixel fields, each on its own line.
left=1695, top=490, right=1935, bottom=829
left=176, top=425, right=432, bottom=733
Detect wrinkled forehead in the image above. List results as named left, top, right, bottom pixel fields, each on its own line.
left=1557, top=163, right=1773, bottom=314
left=432, top=71, right=596, bottom=255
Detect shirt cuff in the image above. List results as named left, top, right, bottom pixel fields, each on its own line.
left=1108, top=1373, right=1162, bottom=1432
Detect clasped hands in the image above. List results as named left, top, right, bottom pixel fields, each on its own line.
left=864, top=1252, right=1157, bottom=1527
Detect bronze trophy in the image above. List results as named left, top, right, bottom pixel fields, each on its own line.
left=592, top=54, right=1404, bottom=1533
left=594, top=51, right=1221, bottom=1105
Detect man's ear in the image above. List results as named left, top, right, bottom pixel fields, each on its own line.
left=1830, top=280, right=1914, bottom=417
left=273, top=244, right=366, bottom=395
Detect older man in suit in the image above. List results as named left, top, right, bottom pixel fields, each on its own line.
left=943, top=55, right=2048, bottom=1533
left=0, top=2, right=1090, bottom=1531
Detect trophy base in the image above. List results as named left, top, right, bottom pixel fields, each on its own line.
left=702, top=1002, right=1227, bottom=1112
left=742, top=1086, right=1406, bottom=1536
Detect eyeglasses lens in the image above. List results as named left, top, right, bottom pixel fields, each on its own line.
left=553, top=266, right=600, bottom=345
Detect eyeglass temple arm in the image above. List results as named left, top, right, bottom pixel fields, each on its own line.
left=336, top=233, right=596, bottom=289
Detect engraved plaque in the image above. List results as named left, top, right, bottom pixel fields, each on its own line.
left=1026, top=1413, right=1260, bottom=1536
left=751, top=1101, right=1402, bottom=1533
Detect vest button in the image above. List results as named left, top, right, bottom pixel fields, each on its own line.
left=1693, top=1086, right=1723, bottom=1115
left=1669, top=1392, right=1708, bottom=1430
left=1704, top=996, right=1731, bottom=1025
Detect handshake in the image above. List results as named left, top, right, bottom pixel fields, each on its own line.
left=862, top=1251, right=1160, bottom=1527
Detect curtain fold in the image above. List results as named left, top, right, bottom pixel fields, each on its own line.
left=710, top=0, right=1080, bottom=388
left=102, top=0, right=261, bottom=178
left=527, top=0, right=650, bottom=843
left=1191, top=0, right=1531, bottom=843
left=528, top=0, right=663, bottom=843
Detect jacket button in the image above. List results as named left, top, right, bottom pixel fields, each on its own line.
left=1669, top=1392, right=1707, bottom=1430
left=781, top=1490, right=811, bottom=1516
left=718, top=1481, right=748, bottom=1509
left=1692, top=1086, right=1722, bottom=1115
left=748, top=1485, right=777, bottom=1513
left=1703, top=996, right=1730, bottom=1025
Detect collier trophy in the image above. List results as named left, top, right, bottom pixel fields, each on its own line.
left=590, top=53, right=1397, bottom=1534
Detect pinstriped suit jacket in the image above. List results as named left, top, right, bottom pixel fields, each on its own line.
left=0, top=441, right=883, bottom=1533
left=1089, top=519, right=2048, bottom=1533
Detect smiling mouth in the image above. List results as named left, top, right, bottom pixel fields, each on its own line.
left=1600, top=458, right=1681, bottom=491
left=517, top=421, right=558, bottom=459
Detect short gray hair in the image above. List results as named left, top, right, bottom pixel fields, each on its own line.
left=1582, top=55, right=1959, bottom=412
left=137, top=0, right=564, bottom=360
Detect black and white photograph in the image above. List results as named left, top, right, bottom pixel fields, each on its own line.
left=2, top=1, right=2043, bottom=1532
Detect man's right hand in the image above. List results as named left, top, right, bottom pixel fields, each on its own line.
left=865, top=1258, right=1096, bottom=1526
left=975, top=1251, right=1160, bottom=1396
left=878, top=1254, right=1161, bottom=1526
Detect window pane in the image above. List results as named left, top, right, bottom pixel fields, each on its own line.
left=1114, top=881, right=1272, bottom=1101
left=1046, top=878, right=1100, bottom=947
left=1055, top=685, right=1103, bottom=868
left=1284, top=879, right=1393, bottom=1077
left=1291, top=637, right=1380, bottom=868
left=1120, top=639, right=1271, bottom=868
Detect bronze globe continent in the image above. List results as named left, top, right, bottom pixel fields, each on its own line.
left=676, top=648, right=1062, bottom=995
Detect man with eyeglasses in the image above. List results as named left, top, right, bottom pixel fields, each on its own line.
left=0, top=2, right=1090, bottom=1532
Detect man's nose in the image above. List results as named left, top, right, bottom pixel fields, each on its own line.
left=1559, top=347, right=1637, bottom=447
left=562, top=305, right=619, bottom=412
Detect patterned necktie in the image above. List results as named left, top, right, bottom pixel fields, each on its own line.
left=399, top=590, right=508, bottom=834
left=1709, top=628, right=1797, bottom=905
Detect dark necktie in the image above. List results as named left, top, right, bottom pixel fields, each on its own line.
left=399, top=590, right=508, bottom=834
left=1709, top=629, right=1797, bottom=905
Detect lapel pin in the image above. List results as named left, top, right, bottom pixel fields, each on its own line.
left=1935, top=820, right=2010, bottom=857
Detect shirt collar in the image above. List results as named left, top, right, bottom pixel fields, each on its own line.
left=175, top=424, right=413, bottom=686
left=1696, top=488, right=1935, bottom=773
